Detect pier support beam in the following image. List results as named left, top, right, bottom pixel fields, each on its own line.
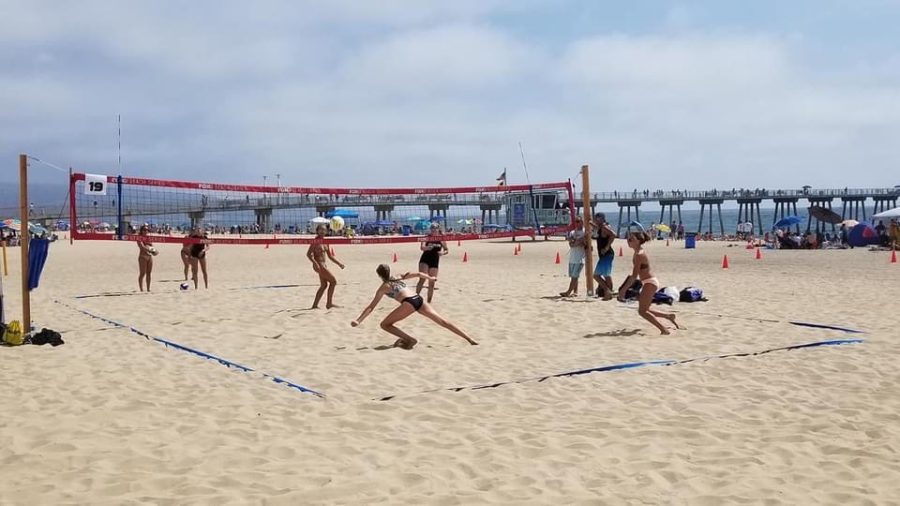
left=189, top=211, right=205, bottom=230
left=658, top=199, right=683, bottom=233
left=697, top=199, right=725, bottom=236
left=615, top=200, right=641, bottom=237
left=737, top=198, right=763, bottom=236
left=374, top=205, right=395, bottom=222
left=254, top=208, right=273, bottom=233
left=806, top=197, right=836, bottom=234
left=773, top=197, right=800, bottom=234
left=840, top=197, right=867, bottom=221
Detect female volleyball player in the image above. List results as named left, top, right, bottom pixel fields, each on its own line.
left=416, top=222, right=448, bottom=302
left=187, top=227, right=210, bottom=289
left=137, top=225, right=156, bottom=292
left=351, top=264, right=478, bottom=349
left=307, top=224, right=345, bottom=309
left=617, top=230, right=680, bottom=335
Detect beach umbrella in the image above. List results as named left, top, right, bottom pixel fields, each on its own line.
left=848, top=223, right=879, bottom=247
left=656, top=224, right=672, bottom=233
left=808, top=206, right=842, bottom=224
left=457, top=219, right=473, bottom=225
left=774, top=216, right=803, bottom=228
left=309, top=217, right=329, bottom=224
left=840, top=219, right=859, bottom=228
left=873, top=206, right=900, bottom=220
left=406, top=216, right=423, bottom=222
left=2, top=218, right=21, bottom=231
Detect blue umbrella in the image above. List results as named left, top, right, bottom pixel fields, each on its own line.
left=774, top=216, right=803, bottom=228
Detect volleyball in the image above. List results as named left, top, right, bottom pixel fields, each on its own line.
left=148, top=247, right=158, bottom=256
left=330, top=216, right=345, bottom=231
left=180, top=283, right=189, bottom=290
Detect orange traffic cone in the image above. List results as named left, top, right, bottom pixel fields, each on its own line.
left=265, top=243, right=269, bottom=249
left=462, top=252, right=468, bottom=263
left=392, top=252, right=398, bottom=263
left=666, top=239, right=670, bottom=247
left=618, top=247, right=623, bottom=257
left=517, top=243, right=522, bottom=253
left=514, top=246, right=518, bottom=256
left=457, top=240, right=461, bottom=247
left=892, top=250, right=897, bottom=264
left=722, top=255, right=730, bottom=269
left=755, top=248, right=762, bottom=260
left=555, top=251, right=561, bottom=264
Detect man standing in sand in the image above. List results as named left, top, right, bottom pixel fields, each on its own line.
left=560, top=216, right=586, bottom=297
left=592, top=213, right=616, bottom=300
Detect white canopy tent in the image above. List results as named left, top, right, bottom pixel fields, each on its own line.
left=873, top=206, right=900, bottom=220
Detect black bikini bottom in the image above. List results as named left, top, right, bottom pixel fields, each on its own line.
left=401, top=294, right=424, bottom=311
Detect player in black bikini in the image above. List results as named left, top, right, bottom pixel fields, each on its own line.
left=187, top=227, right=210, bottom=289
left=416, top=222, right=448, bottom=303
left=351, top=264, right=477, bottom=349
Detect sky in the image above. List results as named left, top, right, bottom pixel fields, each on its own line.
left=2, top=0, right=900, bottom=193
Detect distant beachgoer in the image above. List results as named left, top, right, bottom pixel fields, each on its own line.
left=560, top=216, right=586, bottom=297
left=416, top=223, right=448, bottom=303
left=618, top=230, right=679, bottom=335
left=137, top=225, right=156, bottom=291
left=592, top=213, right=616, bottom=300
left=351, top=264, right=478, bottom=349
left=307, top=224, right=345, bottom=308
left=187, top=227, right=210, bottom=289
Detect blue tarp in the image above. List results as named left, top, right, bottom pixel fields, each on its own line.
left=28, top=238, right=50, bottom=290
left=325, top=209, right=359, bottom=219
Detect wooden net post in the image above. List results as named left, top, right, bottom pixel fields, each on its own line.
left=19, top=154, right=31, bottom=332
left=581, top=165, right=594, bottom=296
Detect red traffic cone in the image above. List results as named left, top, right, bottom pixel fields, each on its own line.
left=892, top=250, right=897, bottom=264
left=755, top=248, right=762, bottom=260
left=722, top=255, right=730, bottom=269
left=666, top=239, right=670, bottom=247
left=517, top=243, right=522, bottom=253
left=618, top=247, right=623, bottom=257
left=457, top=240, right=461, bottom=247
left=265, top=243, right=269, bottom=249
left=392, top=252, right=398, bottom=263
left=555, top=251, right=561, bottom=264
left=462, top=252, right=468, bottom=263
left=514, top=247, right=518, bottom=256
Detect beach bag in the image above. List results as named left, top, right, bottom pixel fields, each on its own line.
left=30, top=328, right=64, bottom=347
left=679, top=287, right=705, bottom=302
left=3, top=320, right=24, bottom=346
left=653, top=286, right=679, bottom=305
left=618, top=279, right=642, bottom=300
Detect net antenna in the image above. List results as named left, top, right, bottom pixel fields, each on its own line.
left=518, top=141, right=543, bottom=236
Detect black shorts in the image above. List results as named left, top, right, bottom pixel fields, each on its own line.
left=401, top=294, right=424, bottom=311
left=419, top=253, right=440, bottom=269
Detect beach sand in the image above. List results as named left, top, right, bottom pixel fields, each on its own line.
left=1, top=237, right=898, bottom=504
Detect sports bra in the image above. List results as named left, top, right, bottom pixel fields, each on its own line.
left=386, top=280, right=407, bottom=298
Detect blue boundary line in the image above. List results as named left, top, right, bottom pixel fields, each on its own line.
left=377, top=338, right=864, bottom=401
left=54, top=300, right=324, bottom=398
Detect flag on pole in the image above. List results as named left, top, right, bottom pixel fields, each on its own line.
left=496, top=168, right=507, bottom=186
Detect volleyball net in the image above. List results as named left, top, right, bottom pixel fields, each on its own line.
left=70, top=172, right=574, bottom=245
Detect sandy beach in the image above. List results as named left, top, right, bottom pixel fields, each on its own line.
left=1, top=237, right=898, bottom=504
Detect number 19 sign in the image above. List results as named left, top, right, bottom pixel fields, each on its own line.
left=85, top=174, right=108, bottom=195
